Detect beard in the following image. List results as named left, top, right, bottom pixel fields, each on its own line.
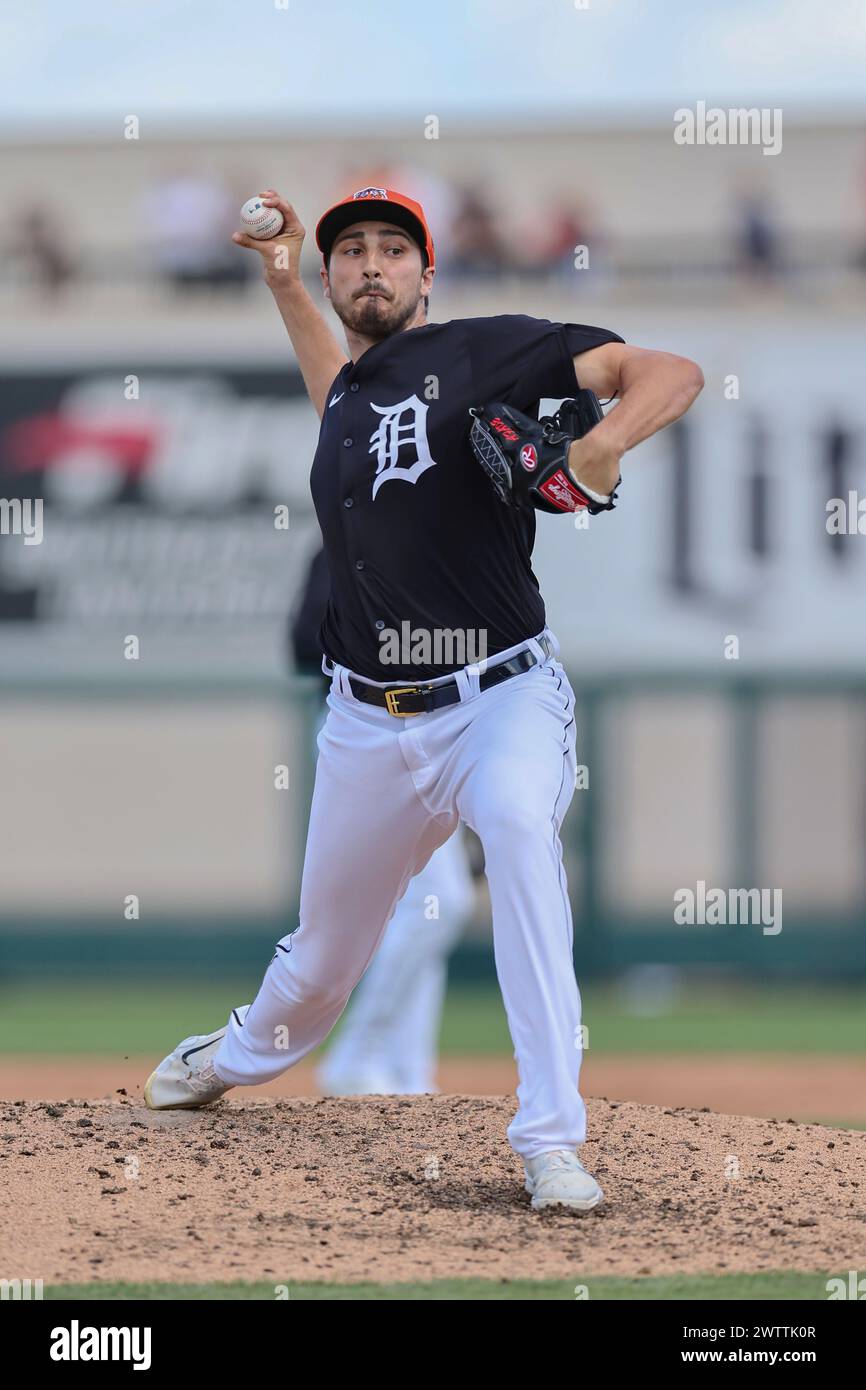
left=335, top=287, right=421, bottom=340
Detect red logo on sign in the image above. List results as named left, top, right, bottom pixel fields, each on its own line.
left=520, top=444, right=537, bottom=471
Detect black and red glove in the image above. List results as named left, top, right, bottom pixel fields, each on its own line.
left=468, top=391, right=620, bottom=516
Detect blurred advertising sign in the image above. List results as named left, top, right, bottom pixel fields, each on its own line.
left=0, top=369, right=320, bottom=624
left=1, top=359, right=865, bottom=670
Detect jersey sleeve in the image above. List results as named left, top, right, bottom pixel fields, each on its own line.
left=466, top=314, right=624, bottom=413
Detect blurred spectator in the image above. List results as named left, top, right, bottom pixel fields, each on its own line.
left=734, top=184, right=781, bottom=280
left=854, top=137, right=866, bottom=274
left=447, top=185, right=510, bottom=278
left=141, top=171, right=249, bottom=292
left=9, top=206, right=76, bottom=298
left=516, top=198, right=599, bottom=278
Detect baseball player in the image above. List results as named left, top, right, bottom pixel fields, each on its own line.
left=146, top=186, right=703, bottom=1213
left=290, top=544, right=476, bottom=1096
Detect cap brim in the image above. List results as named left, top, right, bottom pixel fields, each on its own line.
left=317, top=200, right=429, bottom=266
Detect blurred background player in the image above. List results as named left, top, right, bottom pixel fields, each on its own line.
left=289, top=543, right=476, bottom=1095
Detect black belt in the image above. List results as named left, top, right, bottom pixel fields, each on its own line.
left=331, top=634, right=554, bottom=717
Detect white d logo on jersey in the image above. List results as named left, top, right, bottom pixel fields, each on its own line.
left=368, top=394, right=438, bottom=500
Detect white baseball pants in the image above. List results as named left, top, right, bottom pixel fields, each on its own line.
left=215, top=627, right=587, bottom=1161
left=317, top=828, right=475, bottom=1094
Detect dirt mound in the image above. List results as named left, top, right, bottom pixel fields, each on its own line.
left=2, top=1095, right=864, bottom=1287
left=2, top=1054, right=864, bottom=1127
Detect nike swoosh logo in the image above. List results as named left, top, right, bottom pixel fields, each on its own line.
left=329, top=392, right=345, bottom=408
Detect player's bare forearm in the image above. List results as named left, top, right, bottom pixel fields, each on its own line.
left=595, top=348, right=704, bottom=455
left=231, top=190, right=348, bottom=419
left=264, top=272, right=349, bottom=419
left=568, top=344, right=704, bottom=497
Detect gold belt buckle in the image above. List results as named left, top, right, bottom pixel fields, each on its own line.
left=384, top=685, right=422, bottom=717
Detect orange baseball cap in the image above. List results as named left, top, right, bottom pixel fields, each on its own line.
left=316, top=187, right=435, bottom=270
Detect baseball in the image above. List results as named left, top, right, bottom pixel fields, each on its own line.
left=239, top=197, right=284, bottom=239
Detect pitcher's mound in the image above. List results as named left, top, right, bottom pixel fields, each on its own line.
left=1, top=1095, right=863, bottom=1286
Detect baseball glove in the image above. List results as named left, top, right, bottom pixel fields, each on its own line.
left=468, top=391, right=620, bottom=515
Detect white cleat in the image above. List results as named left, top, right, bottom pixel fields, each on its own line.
left=144, top=1005, right=250, bottom=1110
left=523, top=1148, right=605, bottom=1212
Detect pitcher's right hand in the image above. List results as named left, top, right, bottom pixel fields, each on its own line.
left=233, top=191, right=305, bottom=282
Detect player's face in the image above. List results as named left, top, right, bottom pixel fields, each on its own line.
left=323, top=221, right=432, bottom=338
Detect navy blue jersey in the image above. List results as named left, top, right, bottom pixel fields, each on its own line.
left=310, top=314, right=624, bottom=681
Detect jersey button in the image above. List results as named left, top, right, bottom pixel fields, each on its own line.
left=343, top=437, right=353, bottom=447
left=350, top=383, right=360, bottom=393
left=355, top=559, right=365, bottom=571
left=343, top=498, right=354, bottom=509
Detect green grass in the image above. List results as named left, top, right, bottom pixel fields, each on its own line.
left=0, top=979, right=864, bottom=1056
left=43, top=1271, right=840, bottom=1300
